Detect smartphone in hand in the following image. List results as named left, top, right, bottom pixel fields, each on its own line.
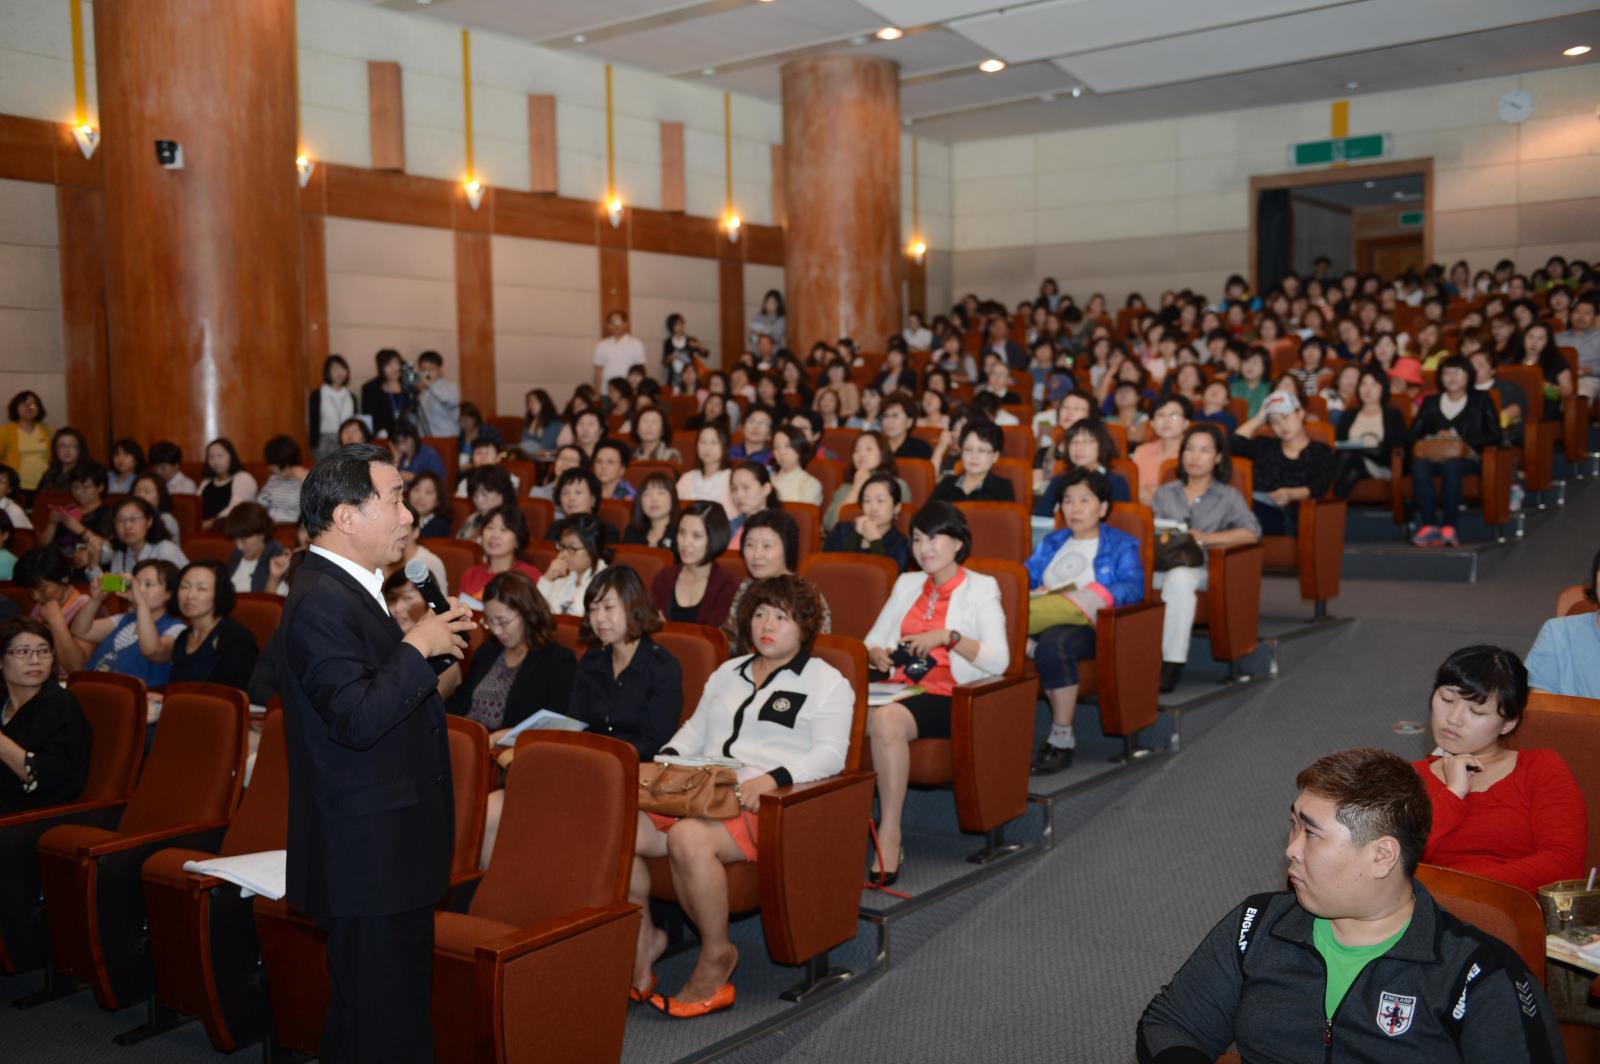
left=100, top=573, right=128, bottom=594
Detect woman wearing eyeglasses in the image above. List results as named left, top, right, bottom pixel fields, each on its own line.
left=862, top=501, right=1010, bottom=886
left=0, top=618, right=91, bottom=814
left=537, top=513, right=610, bottom=617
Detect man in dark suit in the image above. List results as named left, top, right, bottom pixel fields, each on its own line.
left=280, top=443, right=474, bottom=1062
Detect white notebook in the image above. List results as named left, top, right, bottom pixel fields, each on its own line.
left=496, top=708, right=589, bottom=746
left=181, top=849, right=287, bottom=900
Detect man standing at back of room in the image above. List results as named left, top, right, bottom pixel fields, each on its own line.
left=280, top=443, right=475, bottom=1062
left=594, top=309, right=646, bottom=391
left=1137, top=747, right=1562, bottom=1063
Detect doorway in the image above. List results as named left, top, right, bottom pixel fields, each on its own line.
left=1249, top=158, right=1432, bottom=292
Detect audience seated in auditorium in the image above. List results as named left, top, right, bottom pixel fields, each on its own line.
left=1407, top=355, right=1500, bottom=548
left=457, top=465, right=514, bottom=543
left=255, top=435, right=310, bottom=524
left=845, top=385, right=884, bottom=431
left=1526, top=546, right=1600, bottom=698
left=931, top=420, right=1014, bottom=503
left=768, top=425, right=823, bottom=506
left=40, top=460, right=114, bottom=576
left=35, top=425, right=87, bottom=495
left=631, top=406, right=681, bottom=464
left=0, top=618, right=90, bottom=814
left=527, top=443, right=585, bottom=504
left=633, top=575, right=848, bottom=1017
left=721, top=510, right=830, bottom=655
left=458, top=504, right=541, bottom=603
left=1025, top=470, right=1146, bottom=774
left=727, top=463, right=781, bottom=549
left=823, top=431, right=909, bottom=532
left=0, top=390, right=52, bottom=495
left=199, top=438, right=259, bottom=530
left=651, top=501, right=738, bottom=628
left=0, top=464, right=27, bottom=531
left=677, top=424, right=735, bottom=515
left=730, top=405, right=775, bottom=465
left=881, top=393, right=932, bottom=462
left=455, top=438, right=521, bottom=496
left=865, top=502, right=1010, bottom=884
left=1034, top=420, right=1131, bottom=517
left=1333, top=366, right=1407, bottom=499
left=1132, top=396, right=1191, bottom=506
left=1413, top=644, right=1585, bottom=894
left=518, top=387, right=564, bottom=454
left=224, top=502, right=289, bottom=595
left=1234, top=391, right=1336, bottom=536
left=102, top=496, right=188, bottom=573
left=593, top=438, right=636, bottom=502
left=393, top=505, right=447, bottom=594
left=624, top=472, right=680, bottom=551
left=389, top=420, right=445, bottom=485
left=158, top=560, right=260, bottom=690
left=538, top=513, right=610, bottom=617
left=1229, top=348, right=1273, bottom=419
left=106, top=438, right=144, bottom=494
left=336, top=416, right=372, bottom=446
left=128, top=471, right=182, bottom=542
left=1555, top=290, right=1598, bottom=399
left=571, top=565, right=683, bottom=762
left=450, top=571, right=575, bottom=866
left=546, top=467, right=621, bottom=541
left=1138, top=747, right=1561, bottom=1062
left=406, top=470, right=451, bottom=538
left=12, top=549, right=93, bottom=673
left=823, top=471, right=910, bottom=571
left=148, top=440, right=196, bottom=496
left=1152, top=424, right=1262, bottom=692
left=71, top=558, right=185, bottom=686
left=1519, top=322, right=1573, bottom=419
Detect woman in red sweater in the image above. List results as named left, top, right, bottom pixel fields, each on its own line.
left=1413, top=645, right=1587, bottom=894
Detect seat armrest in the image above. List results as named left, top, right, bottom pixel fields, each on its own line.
left=48, top=820, right=232, bottom=860
left=473, top=903, right=638, bottom=965
left=757, top=771, right=874, bottom=808
left=949, top=672, right=1038, bottom=834
left=1093, top=600, right=1165, bottom=738
left=1479, top=446, right=1512, bottom=527
left=140, top=847, right=224, bottom=892
left=1294, top=498, right=1346, bottom=604
left=1389, top=448, right=1406, bottom=524
left=441, top=869, right=484, bottom=912
left=0, top=799, right=128, bottom=833
left=756, top=770, right=876, bottom=966
left=1203, top=542, right=1263, bottom=663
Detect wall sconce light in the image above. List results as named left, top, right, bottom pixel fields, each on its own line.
left=296, top=154, right=315, bottom=189
left=73, top=124, right=99, bottom=160
left=723, top=212, right=742, bottom=243
left=908, top=239, right=927, bottom=265
left=463, top=177, right=485, bottom=211
left=605, top=196, right=624, bottom=228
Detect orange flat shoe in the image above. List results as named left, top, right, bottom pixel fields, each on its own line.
left=628, top=972, right=658, bottom=1004
left=646, top=979, right=736, bottom=1019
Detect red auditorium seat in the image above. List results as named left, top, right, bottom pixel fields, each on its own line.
left=232, top=592, right=284, bottom=649
left=32, top=683, right=249, bottom=1012
left=420, top=536, right=482, bottom=594
left=797, top=552, right=899, bottom=642
left=610, top=543, right=673, bottom=589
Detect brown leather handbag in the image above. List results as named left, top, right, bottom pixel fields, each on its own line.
left=1412, top=435, right=1472, bottom=462
left=637, top=762, right=740, bottom=819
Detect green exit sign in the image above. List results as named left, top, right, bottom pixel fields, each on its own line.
left=1399, top=210, right=1424, bottom=227
left=1289, top=133, right=1392, bottom=167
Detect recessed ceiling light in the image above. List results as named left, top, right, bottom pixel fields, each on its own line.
left=702, top=67, right=716, bottom=76
left=876, top=27, right=902, bottom=41
left=978, top=58, right=1006, bottom=74
left=1564, top=44, right=1591, bottom=56
left=573, top=34, right=585, bottom=44
left=1070, top=86, right=1082, bottom=98
left=1347, top=80, right=1359, bottom=90
left=1364, top=181, right=1376, bottom=189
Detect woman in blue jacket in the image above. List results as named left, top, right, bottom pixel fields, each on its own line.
left=1024, top=467, right=1145, bottom=774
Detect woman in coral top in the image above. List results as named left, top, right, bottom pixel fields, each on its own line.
left=1413, top=645, right=1587, bottom=894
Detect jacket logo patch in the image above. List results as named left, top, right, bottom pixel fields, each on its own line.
left=1237, top=906, right=1258, bottom=953
left=757, top=691, right=806, bottom=728
left=1515, top=979, right=1537, bottom=1017
left=1452, top=962, right=1481, bottom=1020
left=1377, top=991, right=1416, bottom=1037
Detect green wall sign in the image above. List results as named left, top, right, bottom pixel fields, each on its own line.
left=1289, top=133, right=1392, bottom=167
left=1398, top=210, right=1424, bottom=227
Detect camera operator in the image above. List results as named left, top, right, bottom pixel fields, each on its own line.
left=412, top=351, right=461, bottom=440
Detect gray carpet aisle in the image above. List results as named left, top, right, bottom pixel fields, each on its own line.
left=727, top=488, right=1600, bottom=1064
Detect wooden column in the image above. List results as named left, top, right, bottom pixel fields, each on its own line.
left=455, top=230, right=496, bottom=415
left=660, top=122, right=685, bottom=213
left=770, top=144, right=785, bottom=228
left=528, top=95, right=558, bottom=194
left=781, top=56, right=900, bottom=354
left=56, top=186, right=109, bottom=450
left=368, top=61, right=405, bottom=171
left=301, top=213, right=329, bottom=393
left=718, top=236, right=744, bottom=369
left=93, top=0, right=302, bottom=459
left=598, top=207, right=629, bottom=334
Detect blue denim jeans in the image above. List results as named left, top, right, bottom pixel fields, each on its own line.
left=1412, top=457, right=1479, bottom=527
left=1033, top=623, right=1097, bottom=691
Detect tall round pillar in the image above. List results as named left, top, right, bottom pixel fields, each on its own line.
left=781, top=56, right=901, bottom=355
left=94, top=0, right=303, bottom=459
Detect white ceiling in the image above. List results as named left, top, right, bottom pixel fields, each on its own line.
left=392, top=0, right=1600, bottom=140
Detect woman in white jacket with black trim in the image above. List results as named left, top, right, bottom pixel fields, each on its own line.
left=864, top=500, right=1010, bottom=886
left=630, top=574, right=852, bottom=1020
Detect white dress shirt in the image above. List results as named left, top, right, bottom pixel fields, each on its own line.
left=310, top=545, right=390, bottom=616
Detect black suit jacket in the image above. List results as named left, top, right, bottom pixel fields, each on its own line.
left=280, top=551, right=453, bottom=917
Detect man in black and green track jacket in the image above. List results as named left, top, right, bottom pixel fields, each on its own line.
left=1137, top=748, right=1564, bottom=1063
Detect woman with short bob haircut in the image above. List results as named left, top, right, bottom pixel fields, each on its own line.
left=160, top=560, right=259, bottom=690
left=630, top=575, right=851, bottom=1017
left=1412, top=644, right=1585, bottom=894
left=571, top=565, right=682, bottom=761
left=863, top=501, right=1010, bottom=884
left=652, top=501, right=738, bottom=628
left=0, top=618, right=91, bottom=813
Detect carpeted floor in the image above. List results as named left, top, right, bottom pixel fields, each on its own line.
left=3, top=485, right=1593, bottom=1063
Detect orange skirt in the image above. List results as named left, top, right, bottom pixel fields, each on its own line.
left=646, top=811, right=759, bottom=862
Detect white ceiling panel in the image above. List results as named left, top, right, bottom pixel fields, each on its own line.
left=584, top=0, right=884, bottom=73
left=406, top=0, right=689, bottom=44
left=903, top=62, right=1077, bottom=117
left=952, top=0, right=1345, bottom=66
left=1054, top=0, right=1599, bottom=94
left=854, top=0, right=1047, bottom=26
left=696, top=27, right=990, bottom=100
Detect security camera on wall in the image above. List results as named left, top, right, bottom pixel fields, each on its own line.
left=154, top=139, right=184, bottom=169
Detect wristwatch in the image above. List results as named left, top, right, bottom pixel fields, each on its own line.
left=946, top=629, right=962, bottom=649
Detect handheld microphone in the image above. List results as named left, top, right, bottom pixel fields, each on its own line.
left=404, top=559, right=459, bottom=674
left=405, top=558, right=451, bottom=615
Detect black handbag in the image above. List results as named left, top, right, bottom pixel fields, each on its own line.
left=1154, top=529, right=1205, bottom=571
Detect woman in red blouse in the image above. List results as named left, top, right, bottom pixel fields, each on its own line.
left=1412, top=645, right=1587, bottom=894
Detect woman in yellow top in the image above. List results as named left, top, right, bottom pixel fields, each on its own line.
left=0, top=391, right=53, bottom=494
